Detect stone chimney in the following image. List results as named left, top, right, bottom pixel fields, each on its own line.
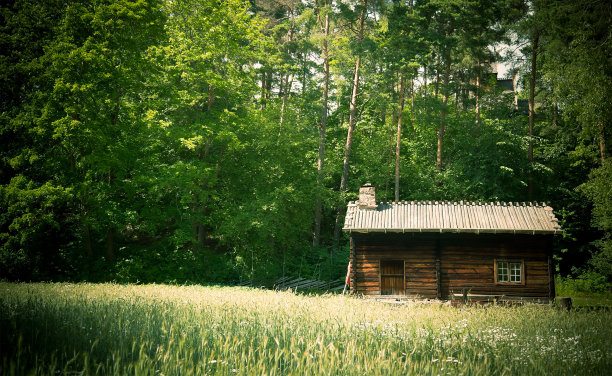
left=358, top=183, right=377, bottom=209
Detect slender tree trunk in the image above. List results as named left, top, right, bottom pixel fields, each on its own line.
left=552, top=102, right=559, bottom=140
left=410, top=78, right=415, bottom=118
left=207, top=84, right=214, bottom=111
left=455, top=83, right=459, bottom=109
left=204, top=85, right=214, bottom=158
left=334, top=0, right=367, bottom=244
left=260, top=70, right=267, bottom=109
left=395, top=75, right=406, bottom=202
left=313, top=2, right=330, bottom=247
left=278, top=11, right=296, bottom=138
left=279, top=73, right=285, bottom=99
left=528, top=31, right=539, bottom=200
left=106, top=96, right=120, bottom=262
left=336, top=54, right=361, bottom=184
left=266, top=71, right=272, bottom=104
left=599, top=120, right=606, bottom=165
left=423, top=65, right=428, bottom=96
left=302, top=52, right=307, bottom=97
left=278, top=75, right=293, bottom=138
left=437, top=49, right=451, bottom=170
left=434, top=60, right=440, bottom=98
left=195, top=85, right=216, bottom=245
left=475, top=61, right=480, bottom=128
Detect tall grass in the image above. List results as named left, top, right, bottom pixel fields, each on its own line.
left=1, top=283, right=610, bottom=375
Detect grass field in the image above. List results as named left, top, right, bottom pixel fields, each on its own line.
left=1, top=283, right=610, bottom=375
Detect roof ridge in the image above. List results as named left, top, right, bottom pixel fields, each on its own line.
left=372, top=200, right=549, bottom=207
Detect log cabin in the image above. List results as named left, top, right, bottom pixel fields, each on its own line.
left=343, top=184, right=561, bottom=302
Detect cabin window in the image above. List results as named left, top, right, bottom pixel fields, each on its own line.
left=380, top=260, right=405, bottom=295
left=495, top=260, right=524, bottom=284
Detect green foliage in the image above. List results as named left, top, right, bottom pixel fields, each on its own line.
left=578, top=161, right=612, bottom=282
left=580, top=161, right=612, bottom=233
left=555, top=274, right=612, bottom=297
left=0, top=176, right=72, bottom=280
left=0, top=0, right=608, bottom=284
left=114, top=247, right=239, bottom=284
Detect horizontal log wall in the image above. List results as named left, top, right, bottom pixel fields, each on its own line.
left=351, top=233, right=553, bottom=299
left=353, top=234, right=436, bottom=297
left=439, top=235, right=550, bottom=298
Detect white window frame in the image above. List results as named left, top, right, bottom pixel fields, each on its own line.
left=494, top=259, right=525, bottom=285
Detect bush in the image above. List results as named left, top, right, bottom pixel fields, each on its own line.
left=555, top=273, right=612, bottom=297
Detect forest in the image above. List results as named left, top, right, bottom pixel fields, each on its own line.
left=0, top=0, right=610, bottom=289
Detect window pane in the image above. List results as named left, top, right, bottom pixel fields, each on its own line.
left=510, top=262, right=521, bottom=282
left=497, top=262, right=508, bottom=282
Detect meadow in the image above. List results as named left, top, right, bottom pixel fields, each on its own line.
left=1, top=283, right=610, bottom=375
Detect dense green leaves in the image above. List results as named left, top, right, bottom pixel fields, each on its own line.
left=0, top=0, right=609, bottom=286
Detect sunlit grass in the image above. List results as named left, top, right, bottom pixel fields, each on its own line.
left=1, top=283, right=610, bottom=375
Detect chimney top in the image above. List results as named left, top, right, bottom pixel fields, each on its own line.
left=358, top=184, right=377, bottom=209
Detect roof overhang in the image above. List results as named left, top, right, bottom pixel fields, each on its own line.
left=344, top=228, right=559, bottom=235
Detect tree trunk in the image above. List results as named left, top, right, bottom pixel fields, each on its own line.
left=302, top=52, right=307, bottom=97
left=333, top=54, right=362, bottom=243
left=279, top=73, right=285, bottom=99
left=599, top=120, right=606, bottom=166
left=410, top=78, right=415, bottom=119
left=313, top=2, right=330, bottom=247
left=278, top=75, right=293, bottom=138
left=278, top=11, right=296, bottom=139
left=423, top=65, right=427, bottom=97
left=434, top=60, right=440, bottom=98
left=395, top=75, right=406, bottom=202
left=552, top=103, right=558, bottom=136
left=455, top=84, right=459, bottom=110
left=528, top=31, right=539, bottom=200
left=107, top=97, right=120, bottom=262
left=204, top=85, right=214, bottom=157
left=475, top=61, right=480, bottom=128
left=261, top=70, right=266, bottom=109
left=265, top=71, right=272, bottom=104
left=195, top=85, right=215, bottom=246
left=423, top=65, right=428, bottom=96
left=207, top=84, right=214, bottom=111
left=334, top=0, right=367, bottom=244
left=437, top=49, right=451, bottom=170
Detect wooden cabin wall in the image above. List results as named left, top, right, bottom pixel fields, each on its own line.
left=352, top=234, right=436, bottom=297
left=350, top=233, right=553, bottom=299
left=439, top=235, right=552, bottom=299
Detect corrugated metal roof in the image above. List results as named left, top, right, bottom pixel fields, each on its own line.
left=343, top=201, right=561, bottom=234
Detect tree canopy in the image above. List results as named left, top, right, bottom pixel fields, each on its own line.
left=1, top=0, right=610, bottom=287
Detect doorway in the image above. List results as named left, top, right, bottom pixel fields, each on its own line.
left=380, top=260, right=405, bottom=295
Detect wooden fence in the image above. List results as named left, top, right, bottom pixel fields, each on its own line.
left=237, top=276, right=345, bottom=292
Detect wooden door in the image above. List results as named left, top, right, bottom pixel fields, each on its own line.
left=380, top=260, right=405, bottom=295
